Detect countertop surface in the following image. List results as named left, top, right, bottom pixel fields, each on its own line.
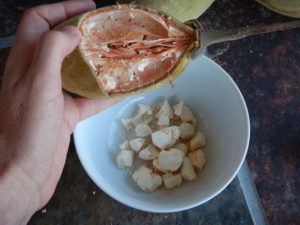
left=0, top=0, right=299, bottom=224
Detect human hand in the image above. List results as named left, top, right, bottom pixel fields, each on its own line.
left=0, top=1, right=122, bottom=224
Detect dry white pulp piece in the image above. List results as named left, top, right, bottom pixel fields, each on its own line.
left=179, top=122, right=195, bottom=139
left=135, top=123, right=152, bottom=137
left=173, top=101, right=183, bottom=117
left=132, top=165, right=162, bottom=192
left=188, top=149, right=206, bottom=171
left=116, top=150, right=134, bottom=169
left=116, top=99, right=207, bottom=192
left=173, top=143, right=188, bottom=155
left=129, top=138, right=146, bottom=152
left=163, top=173, right=182, bottom=189
left=152, top=159, right=169, bottom=173
left=156, top=149, right=184, bottom=172
left=155, top=99, right=174, bottom=119
left=138, top=145, right=160, bottom=160
left=157, top=114, right=170, bottom=126
left=121, top=118, right=133, bottom=130
left=181, top=105, right=195, bottom=122
left=151, top=126, right=180, bottom=149
left=120, top=104, right=153, bottom=130
left=189, top=132, right=206, bottom=151
left=173, top=100, right=195, bottom=122
left=181, top=157, right=197, bottom=181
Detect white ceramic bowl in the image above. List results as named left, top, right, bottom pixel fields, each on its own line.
left=74, top=56, right=250, bottom=213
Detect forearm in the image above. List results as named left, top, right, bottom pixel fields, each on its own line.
left=0, top=165, right=39, bottom=225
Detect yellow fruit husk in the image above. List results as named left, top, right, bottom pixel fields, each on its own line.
left=256, top=0, right=300, bottom=18
left=56, top=17, right=104, bottom=98
left=117, top=0, right=215, bottom=22
left=56, top=5, right=200, bottom=98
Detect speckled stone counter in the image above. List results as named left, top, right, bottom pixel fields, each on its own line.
left=0, top=0, right=299, bottom=224
left=200, top=1, right=300, bottom=224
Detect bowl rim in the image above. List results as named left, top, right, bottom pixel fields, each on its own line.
left=73, top=56, right=251, bottom=213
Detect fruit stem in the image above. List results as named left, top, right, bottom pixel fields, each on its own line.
left=192, top=20, right=300, bottom=58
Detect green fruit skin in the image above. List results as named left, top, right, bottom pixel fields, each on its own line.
left=256, top=0, right=300, bottom=18
left=55, top=8, right=196, bottom=99
left=118, top=0, right=215, bottom=22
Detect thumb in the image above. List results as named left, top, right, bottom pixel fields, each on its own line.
left=29, top=26, right=81, bottom=91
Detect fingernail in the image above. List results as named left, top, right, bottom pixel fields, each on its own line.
left=60, top=26, right=81, bottom=40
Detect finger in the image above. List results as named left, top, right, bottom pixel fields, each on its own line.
left=28, top=26, right=81, bottom=99
left=73, top=97, right=124, bottom=121
left=4, top=0, right=96, bottom=86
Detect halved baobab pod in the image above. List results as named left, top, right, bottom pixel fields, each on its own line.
left=56, top=5, right=200, bottom=98
left=117, top=0, right=215, bottom=22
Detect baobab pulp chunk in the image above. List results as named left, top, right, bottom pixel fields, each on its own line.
left=189, top=132, right=206, bottom=151
left=151, top=126, right=180, bottom=149
left=117, top=150, right=134, bottom=168
left=179, top=122, right=195, bottom=139
left=129, top=138, right=146, bottom=152
left=135, top=123, right=152, bottom=137
left=139, top=145, right=160, bottom=160
left=163, top=173, right=182, bottom=189
left=132, top=165, right=162, bottom=192
left=188, top=149, right=206, bottom=171
left=157, top=149, right=184, bottom=172
left=181, top=157, right=196, bottom=181
left=173, top=143, right=188, bottom=155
